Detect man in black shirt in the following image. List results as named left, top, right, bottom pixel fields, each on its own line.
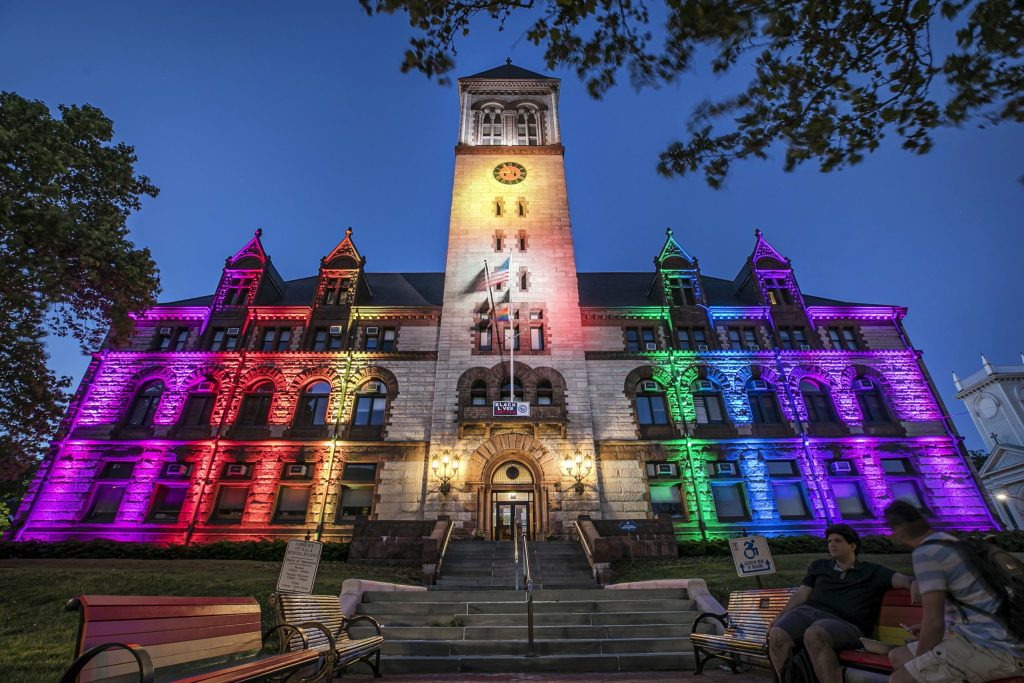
left=768, top=524, right=917, bottom=683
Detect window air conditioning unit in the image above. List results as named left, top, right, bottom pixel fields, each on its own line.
left=697, top=344, right=709, bottom=352
left=226, top=464, right=249, bottom=477
left=165, top=463, right=190, bottom=477
left=196, top=381, right=217, bottom=393
left=365, top=326, right=379, bottom=336
left=696, top=380, right=715, bottom=391
left=159, top=327, right=172, bottom=335
left=799, top=344, right=811, bottom=351
left=656, top=463, right=677, bottom=476
left=715, top=462, right=737, bottom=476
left=830, top=461, right=852, bottom=474
left=854, top=379, right=874, bottom=391
left=644, top=342, right=658, bottom=351
left=329, top=325, right=344, bottom=335
left=286, top=464, right=309, bottom=477
left=750, top=379, right=769, bottom=391
left=748, top=344, right=761, bottom=352
left=640, top=380, right=659, bottom=392
left=226, top=327, right=240, bottom=336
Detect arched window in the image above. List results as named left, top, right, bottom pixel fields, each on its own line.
left=499, top=378, right=524, bottom=402
left=238, top=380, right=274, bottom=426
left=635, top=379, right=669, bottom=425
left=536, top=379, right=554, bottom=406
left=854, top=377, right=892, bottom=423
left=470, top=380, right=488, bottom=406
left=516, top=110, right=539, bottom=145
left=801, top=379, right=837, bottom=423
left=692, top=379, right=727, bottom=424
left=747, top=378, right=782, bottom=424
left=296, top=380, right=331, bottom=426
left=126, top=380, right=165, bottom=426
left=179, top=381, right=217, bottom=426
left=352, top=380, right=387, bottom=427
left=480, top=107, right=503, bottom=145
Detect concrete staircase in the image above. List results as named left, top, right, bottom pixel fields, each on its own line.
left=348, top=587, right=699, bottom=674
left=433, top=540, right=597, bottom=590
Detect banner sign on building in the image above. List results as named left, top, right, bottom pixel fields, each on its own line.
left=493, top=401, right=530, bottom=417
left=729, top=535, right=776, bottom=577
left=276, top=539, right=323, bottom=594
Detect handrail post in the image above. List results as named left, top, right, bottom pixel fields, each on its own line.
left=521, top=526, right=535, bottom=656
left=514, top=521, right=521, bottom=591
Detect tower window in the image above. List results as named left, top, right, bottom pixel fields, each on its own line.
left=494, top=232, right=504, bottom=252
left=480, top=108, right=503, bottom=145
left=518, top=231, right=528, bottom=251
left=495, top=199, right=504, bottom=217
left=517, top=200, right=526, bottom=217
left=516, top=110, right=540, bottom=145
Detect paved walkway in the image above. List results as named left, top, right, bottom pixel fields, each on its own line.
left=341, top=668, right=770, bottom=682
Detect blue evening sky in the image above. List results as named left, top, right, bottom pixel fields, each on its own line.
left=2, top=2, right=1021, bottom=449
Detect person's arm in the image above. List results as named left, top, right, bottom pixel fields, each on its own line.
left=912, top=591, right=946, bottom=656
left=891, top=573, right=920, bottom=603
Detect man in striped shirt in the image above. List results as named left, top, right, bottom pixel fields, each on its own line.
left=885, top=501, right=1024, bottom=683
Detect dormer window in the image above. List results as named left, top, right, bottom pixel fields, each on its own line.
left=480, top=107, right=503, bottom=145
left=321, top=277, right=349, bottom=305
left=223, top=276, right=254, bottom=307
left=516, top=110, right=539, bottom=145
left=669, top=276, right=696, bottom=306
left=763, top=277, right=793, bottom=305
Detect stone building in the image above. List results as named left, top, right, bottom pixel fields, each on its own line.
left=954, top=355, right=1024, bottom=530
left=12, top=64, right=995, bottom=544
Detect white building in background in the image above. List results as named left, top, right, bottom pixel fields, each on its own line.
left=955, top=354, right=1024, bottom=530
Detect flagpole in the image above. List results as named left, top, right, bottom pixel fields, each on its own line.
left=508, top=249, right=514, bottom=403
left=483, top=258, right=506, bottom=367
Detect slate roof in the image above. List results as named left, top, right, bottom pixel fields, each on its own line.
left=462, top=63, right=555, bottom=80
left=163, top=272, right=865, bottom=309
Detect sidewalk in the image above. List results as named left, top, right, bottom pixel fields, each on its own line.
left=341, top=668, right=771, bottom=682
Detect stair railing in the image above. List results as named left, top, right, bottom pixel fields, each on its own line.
left=513, top=521, right=521, bottom=591
left=432, top=519, right=455, bottom=584
left=519, top=523, right=536, bottom=656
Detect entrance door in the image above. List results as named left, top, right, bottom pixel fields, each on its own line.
left=494, top=501, right=530, bottom=541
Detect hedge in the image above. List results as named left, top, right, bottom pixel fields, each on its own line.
left=677, top=530, right=1024, bottom=557
left=0, top=539, right=350, bottom=561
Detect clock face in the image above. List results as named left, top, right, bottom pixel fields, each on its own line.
left=493, top=161, right=527, bottom=184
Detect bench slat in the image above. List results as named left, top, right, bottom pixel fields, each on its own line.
left=82, top=633, right=262, bottom=680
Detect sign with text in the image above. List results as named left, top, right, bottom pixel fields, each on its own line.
left=276, top=539, right=323, bottom=594
left=729, top=535, right=776, bottom=577
left=618, top=521, right=638, bottom=533
left=493, top=401, right=530, bottom=417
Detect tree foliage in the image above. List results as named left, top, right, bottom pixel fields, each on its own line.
left=0, top=92, right=160, bottom=502
left=362, top=0, right=1023, bottom=187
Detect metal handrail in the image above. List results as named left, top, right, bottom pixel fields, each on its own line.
left=433, top=520, right=455, bottom=582
left=573, top=520, right=594, bottom=561
left=520, top=525, right=535, bottom=656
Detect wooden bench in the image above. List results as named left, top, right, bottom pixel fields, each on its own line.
left=690, top=587, right=797, bottom=675
left=270, top=593, right=384, bottom=678
left=59, top=595, right=335, bottom=683
left=839, top=588, right=1024, bottom=683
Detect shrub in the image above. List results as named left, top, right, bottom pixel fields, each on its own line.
left=0, top=539, right=349, bottom=561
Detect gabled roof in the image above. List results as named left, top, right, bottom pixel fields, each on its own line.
left=462, top=62, right=555, bottom=81
left=656, top=228, right=697, bottom=268
left=227, top=229, right=269, bottom=267
left=750, top=229, right=790, bottom=269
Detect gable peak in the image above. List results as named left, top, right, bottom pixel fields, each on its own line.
left=322, top=226, right=364, bottom=269
left=750, top=229, right=790, bottom=270
left=656, top=226, right=697, bottom=269
left=225, top=228, right=268, bottom=268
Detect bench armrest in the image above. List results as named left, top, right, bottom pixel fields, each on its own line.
left=59, top=642, right=155, bottom=683
left=691, top=611, right=728, bottom=636
left=265, top=620, right=337, bottom=654
left=342, top=614, right=383, bottom=637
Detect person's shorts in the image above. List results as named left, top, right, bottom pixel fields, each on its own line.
left=904, top=634, right=1024, bottom=683
left=773, top=604, right=862, bottom=649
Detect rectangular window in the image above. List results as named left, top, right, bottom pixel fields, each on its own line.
left=669, top=277, right=697, bottom=306
left=380, top=329, right=396, bottom=351
left=208, top=328, right=239, bottom=351
left=831, top=481, right=870, bottom=518
left=312, top=327, right=342, bottom=351
left=273, top=486, right=311, bottom=523
left=84, top=484, right=126, bottom=522
left=363, top=327, right=395, bottom=351
left=828, top=326, right=860, bottom=350
left=777, top=327, right=808, bottom=350
left=342, top=463, right=378, bottom=482
left=728, top=327, right=758, bottom=350
left=148, top=485, right=187, bottom=523
left=260, top=327, right=292, bottom=352
left=222, top=277, right=253, bottom=307
left=99, top=461, right=135, bottom=479
left=152, top=327, right=190, bottom=351
left=625, top=328, right=640, bottom=352
left=772, top=482, right=811, bottom=519
left=211, top=486, right=248, bottom=523
left=891, top=480, right=927, bottom=511
left=881, top=459, right=913, bottom=475
left=694, top=392, right=727, bottom=424
left=479, top=326, right=493, bottom=351
left=778, top=328, right=792, bottom=349
left=530, top=326, right=544, bottom=351
left=711, top=483, right=750, bottom=521
left=512, top=325, right=520, bottom=351
left=180, top=393, right=215, bottom=426
left=321, top=277, right=349, bottom=305
left=636, top=395, right=669, bottom=425
left=337, top=487, right=373, bottom=518
left=764, top=277, right=793, bottom=305
left=353, top=396, right=387, bottom=426
left=650, top=485, right=684, bottom=517
left=766, top=460, right=800, bottom=477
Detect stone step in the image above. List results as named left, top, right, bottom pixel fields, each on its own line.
left=371, top=610, right=698, bottom=628
left=356, top=598, right=694, bottom=616
left=364, top=588, right=688, bottom=602
left=378, top=652, right=694, bottom=674
left=380, top=637, right=691, bottom=657
left=351, top=623, right=693, bottom=641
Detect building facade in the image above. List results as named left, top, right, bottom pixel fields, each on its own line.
left=12, top=64, right=996, bottom=544
left=955, top=355, right=1024, bottom=530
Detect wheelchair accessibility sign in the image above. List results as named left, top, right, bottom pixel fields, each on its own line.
left=729, top=535, right=776, bottom=577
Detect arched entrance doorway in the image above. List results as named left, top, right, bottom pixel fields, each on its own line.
left=489, top=460, right=536, bottom=541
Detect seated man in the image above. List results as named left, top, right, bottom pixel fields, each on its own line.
left=885, top=501, right=1024, bottom=683
left=768, top=523, right=917, bottom=683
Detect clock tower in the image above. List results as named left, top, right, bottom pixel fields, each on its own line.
left=428, top=63, right=599, bottom=535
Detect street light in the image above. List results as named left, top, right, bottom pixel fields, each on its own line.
left=562, top=450, right=593, bottom=494
left=430, top=449, right=460, bottom=495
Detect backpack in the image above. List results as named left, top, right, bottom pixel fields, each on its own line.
left=922, top=536, right=1024, bottom=640
left=782, top=648, right=818, bottom=683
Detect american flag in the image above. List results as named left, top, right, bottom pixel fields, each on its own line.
left=485, top=257, right=510, bottom=289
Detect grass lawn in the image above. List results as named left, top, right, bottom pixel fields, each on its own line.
left=610, top=552, right=915, bottom=604
left=0, top=559, right=420, bottom=683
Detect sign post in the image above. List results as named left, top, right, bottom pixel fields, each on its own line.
left=729, top=535, right=775, bottom=588
left=276, top=539, right=323, bottom=594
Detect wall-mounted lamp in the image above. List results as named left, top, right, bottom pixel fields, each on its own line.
left=562, top=450, right=593, bottom=494
left=430, top=449, right=460, bottom=495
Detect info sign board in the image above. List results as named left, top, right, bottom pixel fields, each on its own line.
left=729, top=535, right=776, bottom=578
left=493, top=401, right=530, bottom=417
left=276, top=539, right=323, bottom=594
